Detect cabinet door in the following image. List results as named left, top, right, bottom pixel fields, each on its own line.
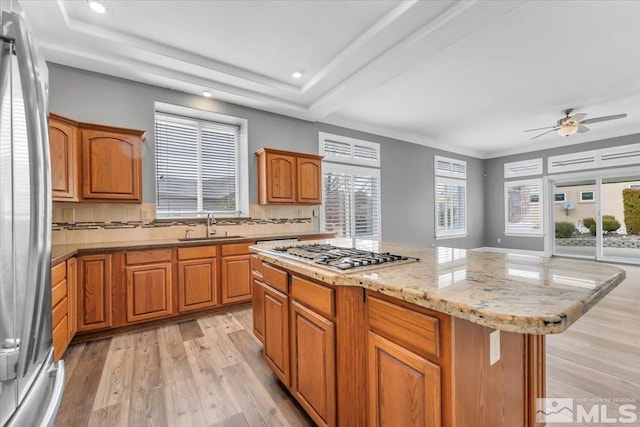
left=49, top=117, right=79, bottom=201
left=178, top=258, right=217, bottom=312
left=125, top=262, right=172, bottom=323
left=221, top=254, right=252, bottom=304
left=368, top=332, right=441, bottom=427
left=81, top=129, right=142, bottom=202
left=296, top=157, right=322, bottom=204
left=266, top=152, right=296, bottom=204
left=252, top=279, right=266, bottom=343
left=78, top=254, right=112, bottom=332
left=67, top=257, right=78, bottom=340
left=261, top=282, right=290, bottom=387
left=51, top=262, right=69, bottom=361
left=291, top=301, right=336, bottom=427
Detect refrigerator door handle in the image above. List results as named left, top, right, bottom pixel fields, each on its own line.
left=7, top=11, right=52, bottom=377
left=40, top=360, right=64, bottom=427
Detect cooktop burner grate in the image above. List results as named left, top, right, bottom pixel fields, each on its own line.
left=271, top=243, right=419, bottom=271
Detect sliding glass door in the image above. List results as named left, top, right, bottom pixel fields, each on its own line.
left=553, top=180, right=597, bottom=259
left=601, top=176, right=640, bottom=261
left=551, top=172, right=640, bottom=264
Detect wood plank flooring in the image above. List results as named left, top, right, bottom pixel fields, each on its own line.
left=546, top=264, right=640, bottom=427
left=56, top=264, right=640, bottom=426
left=55, top=306, right=313, bottom=427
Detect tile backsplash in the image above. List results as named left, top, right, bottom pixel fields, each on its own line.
left=52, top=203, right=314, bottom=245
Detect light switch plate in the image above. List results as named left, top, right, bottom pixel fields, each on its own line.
left=140, top=208, right=151, bottom=220
left=62, top=208, right=75, bottom=223
left=489, top=330, right=500, bottom=366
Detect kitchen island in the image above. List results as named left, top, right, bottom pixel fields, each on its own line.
left=249, top=239, right=626, bottom=427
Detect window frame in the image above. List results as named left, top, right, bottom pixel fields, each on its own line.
left=504, top=178, right=544, bottom=237
left=320, top=162, right=382, bottom=240
left=434, top=155, right=467, bottom=239
left=554, top=192, right=567, bottom=203
left=580, top=190, right=595, bottom=203
left=154, top=103, right=249, bottom=219
left=434, top=176, right=468, bottom=239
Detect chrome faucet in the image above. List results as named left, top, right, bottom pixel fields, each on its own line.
left=206, top=212, right=217, bottom=237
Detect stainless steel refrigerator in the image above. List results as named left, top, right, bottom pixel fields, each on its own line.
left=0, top=6, right=65, bottom=427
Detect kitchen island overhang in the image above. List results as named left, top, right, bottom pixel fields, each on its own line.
left=249, top=239, right=626, bottom=427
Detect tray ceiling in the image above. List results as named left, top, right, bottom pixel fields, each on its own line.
left=19, top=0, right=640, bottom=158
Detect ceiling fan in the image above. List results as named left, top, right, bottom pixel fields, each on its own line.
left=524, top=108, right=627, bottom=140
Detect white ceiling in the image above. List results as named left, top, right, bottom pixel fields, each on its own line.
left=18, top=0, right=640, bottom=158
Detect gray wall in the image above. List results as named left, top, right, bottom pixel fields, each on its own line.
left=48, top=63, right=485, bottom=248
left=484, top=133, right=640, bottom=251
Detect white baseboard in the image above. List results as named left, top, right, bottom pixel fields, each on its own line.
left=472, top=246, right=546, bottom=257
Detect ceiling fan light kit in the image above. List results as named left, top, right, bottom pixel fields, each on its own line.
left=524, top=108, right=628, bottom=140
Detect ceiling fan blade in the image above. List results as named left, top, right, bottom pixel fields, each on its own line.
left=530, top=128, right=558, bottom=140
left=570, top=113, right=587, bottom=122
left=524, top=125, right=557, bottom=132
left=577, top=125, right=590, bottom=133
left=581, top=113, right=627, bottom=124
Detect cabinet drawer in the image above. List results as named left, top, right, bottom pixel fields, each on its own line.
left=52, top=297, right=68, bottom=328
left=221, top=243, right=252, bottom=256
left=52, top=314, right=68, bottom=361
left=262, top=262, right=288, bottom=294
left=291, top=276, right=334, bottom=318
left=251, top=255, right=263, bottom=278
left=52, top=278, right=68, bottom=308
left=126, top=248, right=172, bottom=265
left=178, top=245, right=216, bottom=260
left=368, top=295, right=440, bottom=359
left=52, top=262, right=67, bottom=285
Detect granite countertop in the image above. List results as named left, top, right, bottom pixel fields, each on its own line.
left=250, top=238, right=627, bottom=335
left=50, top=231, right=335, bottom=266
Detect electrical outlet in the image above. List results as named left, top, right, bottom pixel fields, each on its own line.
left=140, top=208, right=151, bottom=220
left=489, top=330, right=500, bottom=366
left=496, top=237, right=501, bottom=244
left=62, top=208, right=75, bottom=223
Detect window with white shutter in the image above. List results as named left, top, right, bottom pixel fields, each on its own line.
left=155, top=112, right=246, bottom=217
left=320, top=132, right=381, bottom=239
left=505, top=179, right=543, bottom=235
left=434, top=156, right=467, bottom=238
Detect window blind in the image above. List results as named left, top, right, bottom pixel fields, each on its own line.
left=319, top=132, right=380, bottom=167
left=505, top=180, right=542, bottom=233
left=322, top=164, right=381, bottom=239
left=155, top=113, right=240, bottom=217
left=435, top=177, right=467, bottom=236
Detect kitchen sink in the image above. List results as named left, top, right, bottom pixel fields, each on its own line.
left=178, top=235, right=244, bottom=242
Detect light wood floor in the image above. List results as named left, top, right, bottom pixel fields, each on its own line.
left=55, top=305, right=313, bottom=427
left=546, top=264, right=640, bottom=427
left=55, top=265, right=640, bottom=427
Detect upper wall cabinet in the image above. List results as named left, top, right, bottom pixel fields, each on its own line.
left=256, top=148, right=323, bottom=205
left=48, top=113, right=146, bottom=203
left=49, top=114, right=80, bottom=202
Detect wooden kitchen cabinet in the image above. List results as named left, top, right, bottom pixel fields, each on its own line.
left=260, top=281, right=290, bottom=387
left=66, top=257, right=78, bottom=340
left=51, top=261, right=69, bottom=361
left=49, top=114, right=80, bottom=202
left=296, top=156, right=322, bottom=204
left=177, top=246, right=218, bottom=312
left=77, top=254, right=113, bottom=332
left=125, top=248, right=173, bottom=323
left=368, top=331, right=441, bottom=427
left=81, top=124, right=145, bottom=202
left=221, top=254, right=252, bottom=304
left=252, top=279, right=266, bottom=342
left=256, top=148, right=323, bottom=205
left=291, top=301, right=336, bottom=427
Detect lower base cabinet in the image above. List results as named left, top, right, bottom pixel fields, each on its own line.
left=291, top=301, right=336, bottom=427
left=125, top=262, right=173, bottom=323
left=252, top=279, right=265, bottom=342
left=77, top=254, right=112, bottom=332
left=368, top=331, right=441, bottom=427
left=261, top=281, right=290, bottom=387
left=221, top=254, right=252, bottom=304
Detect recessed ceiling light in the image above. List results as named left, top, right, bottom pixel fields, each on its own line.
left=87, top=0, right=108, bottom=14
left=202, top=90, right=213, bottom=98
left=292, top=71, right=303, bottom=79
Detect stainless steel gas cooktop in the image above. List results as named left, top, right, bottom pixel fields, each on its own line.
left=269, top=243, right=419, bottom=272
